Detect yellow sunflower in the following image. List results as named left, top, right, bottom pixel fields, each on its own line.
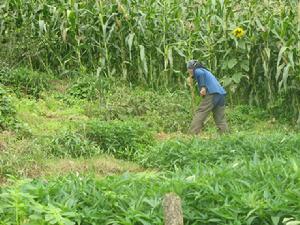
left=232, top=27, right=245, bottom=38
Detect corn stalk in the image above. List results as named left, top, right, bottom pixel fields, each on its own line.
left=0, top=0, right=299, bottom=118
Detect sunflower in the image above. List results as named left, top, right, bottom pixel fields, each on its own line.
left=232, top=27, right=245, bottom=38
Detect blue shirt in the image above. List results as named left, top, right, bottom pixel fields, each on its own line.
left=194, top=68, right=226, bottom=95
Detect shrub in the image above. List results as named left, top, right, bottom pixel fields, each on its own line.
left=83, top=87, right=192, bottom=133
left=85, top=120, right=155, bottom=160
left=1, top=158, right=300, bottom=224
left=67, top=75, right=119, bottom=101
left=226, top=105, right=268, bottom=130
left=67, top=76, right=99, bottom=100
left=0, top=67, right=52, bottom=98
left=136, top=132, right=300, bottom=170
left=0, top=86, right=19, bottom=131
left=49, top=131, right=101, bottom=158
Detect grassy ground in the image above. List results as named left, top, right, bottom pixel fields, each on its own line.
left=0, top=75, right=299, bottom=224
left=0, top=80, right=294, bottom=182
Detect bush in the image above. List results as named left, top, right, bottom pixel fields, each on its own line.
left=49, top=131, right=101, bottom=158
left=136, top=132, right=300, bottom=170
left=226, top=105, right=268, bottom=130
left=67, top=76, right=99, bottom=100
left=1, top=158, right=300, bottom=224
left=0, top=67, right=52, bottom=98
left=0, top=86, right=19, bottom=131
left=83, top=87, right=192, bottom=133
left=67, top=75, right=119, bottom=101
left=85, top=120, right=155, bottom=160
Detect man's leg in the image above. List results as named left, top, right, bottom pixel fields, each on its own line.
left=189, top=95, right=214, bottom=135
left=212, top=105, right=229, bottom=134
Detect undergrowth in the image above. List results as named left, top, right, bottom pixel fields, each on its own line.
left=1, top=158, right=299, bottom=224
left=0, top=67, right=52, bottom=98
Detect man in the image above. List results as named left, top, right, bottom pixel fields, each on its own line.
left=187, top=59, right=229, bottom=135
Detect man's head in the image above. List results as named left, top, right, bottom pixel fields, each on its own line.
left=186, top=59, right=198, bottom=75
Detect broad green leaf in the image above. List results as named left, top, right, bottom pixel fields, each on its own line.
left=241, top=60, right=249, bottom=72
left=221, top=61, right=227, bottom=70
left=271, top=216, right=280, bottom=225
left=222, top=77, right=232, bottom=87
left=232, top=73, right=243, bottom=84
left=238, top=40, right=246, bottom=50
left=228, top=59, right=238, bottom=69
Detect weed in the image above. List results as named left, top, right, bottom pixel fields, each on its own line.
left=85, top=120, right=155, bottom=160
left=49, top=131, right=101, bottom=158
left=67, top=76, right=99, bottom=100
left=1, top=158, right=300, bottom=224
left=0, top=68, right=52, bottom=98
left=0, top=86, right=28, bottom=134
left=136, top=132, right=300, bottom=170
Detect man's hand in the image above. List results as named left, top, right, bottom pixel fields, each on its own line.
left=200, top=87, right=206, bottom=96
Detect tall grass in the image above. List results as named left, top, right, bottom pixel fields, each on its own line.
left=0, top=0, right=299, bottom=117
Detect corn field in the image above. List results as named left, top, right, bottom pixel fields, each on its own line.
left=0, top=0, right=299, bottom=118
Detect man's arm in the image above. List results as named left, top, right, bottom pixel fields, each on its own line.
left=195, top=69, right=207, bottom=96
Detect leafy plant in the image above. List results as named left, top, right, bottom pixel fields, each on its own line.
left=226, top=105, right=268, bottom=130
left=136, top=132, right=300, bottom=170
left=67, top=76, right=99, bottom=100
left=1, top=158, right=300, bottom=224
left=1, top=0, right=299, bottom=118
left=0, top=179, right=78, bottom=225
left=0, top=67, right=52, bottom=98
left=85, top=119, right=155, bottom=160
left=0, top=86, right=19, bottom=131
left=83, top=87, right=192, bottom=133
left=49, top=131, right=101, bottom=158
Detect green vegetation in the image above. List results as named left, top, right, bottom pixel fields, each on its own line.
left=67, top=75, right=100, bottom=100
left=1, top=158, right=300, bottom=224
left=0, top=0, right=300, bottom=224
left=1, top=79, right=299, bottom=224
left=1, top=0, right=299, bottom=117
left=136, top=133, right=300, bottom=170
left=85, top=120, right=154, bottom=159
left=49, top=131, right=101, bottom=158
left=0, top=67, right=52, bottom=98
left=0, top=86, right=18, bottom=131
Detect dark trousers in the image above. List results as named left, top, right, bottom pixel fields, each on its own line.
left=189, top=94, right=229, bottom=135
